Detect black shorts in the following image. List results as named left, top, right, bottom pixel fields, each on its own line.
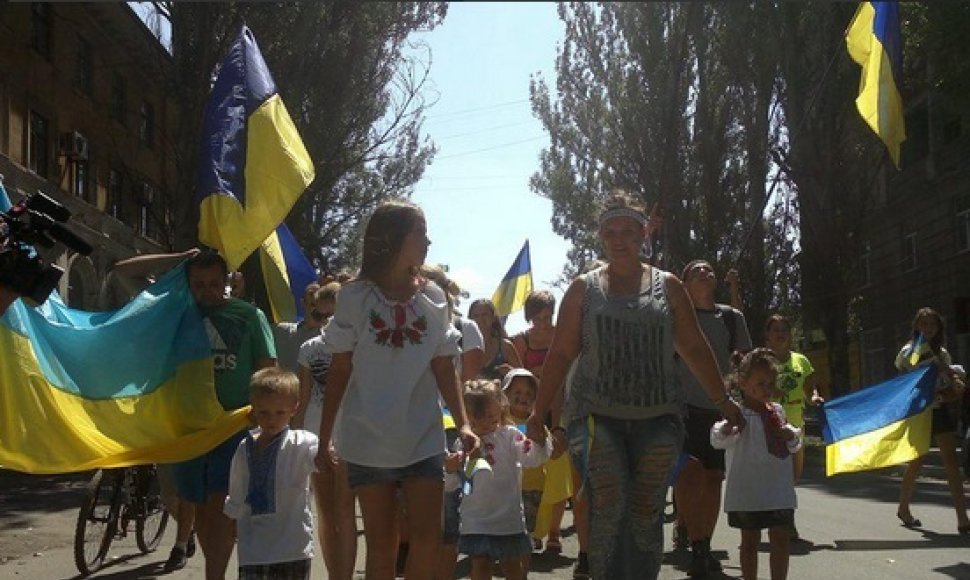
left=683, top=405, right=725, bottom=471
left=931, top=406, right=959, bottom=436
left=728, top=509, right=795, bottom=531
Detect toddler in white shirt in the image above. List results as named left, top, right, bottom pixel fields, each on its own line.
left=459, top=379, right=552, bottom=580
left=711, top=348, right=802, bottom=580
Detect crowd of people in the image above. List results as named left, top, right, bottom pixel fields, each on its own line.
left=118, top=192, right=967, bottom=580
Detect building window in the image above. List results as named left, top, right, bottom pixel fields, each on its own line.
left=107, top=168, right=123, bottom=220
left=901, top=232, right=917, bottom=272
left=72, top=159, right=91, bottom=203
left=31, top=3, right=52, bottom=59
left=136, top=181, right=156, bottom=238
left=75, top=35, right=93, bottom=96
left=139, top=101, right=155, bottom=147
left=957, top=209, right=970, bottom=253
left=861, top=328, right=886, bottom=385
left=111, top=73, right=127, bottom=126
left=28, top=110, right=50, bottom=178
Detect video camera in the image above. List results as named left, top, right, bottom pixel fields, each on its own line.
left=0, top=191, right=93, bottom=305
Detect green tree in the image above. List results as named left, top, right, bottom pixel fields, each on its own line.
left=529, top=2, right=790, bottom=329
left=148, top=2, right=445, bottom=275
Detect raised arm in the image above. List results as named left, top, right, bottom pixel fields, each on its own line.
left=113, top=248, right=200, bottom=278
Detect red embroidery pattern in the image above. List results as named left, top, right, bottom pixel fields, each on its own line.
left=369, top=304, right=427, bottom=348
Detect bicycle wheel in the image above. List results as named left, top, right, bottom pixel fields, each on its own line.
left=74, top=469, right=122, bottom=576
left=135, top=465, right=170, bottom=553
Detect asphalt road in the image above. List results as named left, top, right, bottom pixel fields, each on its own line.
left=2, top=447, right=969, bottom=579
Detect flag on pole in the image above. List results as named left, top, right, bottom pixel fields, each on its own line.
left=822, top=365, right=936, bottom=476
left=846, top=1, right=906, bottom=168
left=259, top=223, right=317, bottom=323
left=197, top=25, right=315, bottom=271
left=491, top=240, right=533, bottom=317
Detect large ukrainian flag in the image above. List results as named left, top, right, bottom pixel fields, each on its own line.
left=259, top=222, right=317, bottom=323
left=197, top=25, right=315, bottom=271
left=492, top=240, right=533, bottom=317
left=822, top=365, right=936, bottom=476
left=846, top=1, right=906, bottom=168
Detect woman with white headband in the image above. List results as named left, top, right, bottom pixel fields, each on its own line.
left=527, top=191, right=744, bottom=580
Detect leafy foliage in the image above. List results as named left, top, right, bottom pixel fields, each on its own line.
left=152, top=1, right=446, bottom=274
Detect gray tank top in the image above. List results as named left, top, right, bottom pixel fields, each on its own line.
left=566, top=266, right=680, bottom=420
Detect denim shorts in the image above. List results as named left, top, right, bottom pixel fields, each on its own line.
left=346, top=453, right=445, bottom=489
left=459, top=532, right=533, bottom=560
left=442, top=488, right=462, bottom=544
left=173, top=429, right=247, bottom=504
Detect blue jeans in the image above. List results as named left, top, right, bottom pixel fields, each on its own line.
left=584, top=413, right=684, bottom=580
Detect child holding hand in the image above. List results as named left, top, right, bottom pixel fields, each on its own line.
left=460, top=379, right=552, bottom=580
left=711, top=348, right=802, bottom=580
left=224, top=368, right=319, bottom=580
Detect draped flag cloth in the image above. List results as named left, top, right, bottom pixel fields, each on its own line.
left=822, top=365, right=936, bottom=476
left=259, top=222, right=317, bottom=323
left=846, top=1, right=906, bottom=168
left=197, top=25, right=315, bottom=271
left=491, top=240, right=533, bottom=317
left=0, top=190, right=249, bottom=473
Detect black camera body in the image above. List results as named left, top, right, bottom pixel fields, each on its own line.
left=0, top=191, right=92, bottom=305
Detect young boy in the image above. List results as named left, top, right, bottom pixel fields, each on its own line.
left=224, top=368, right=319, bottom=579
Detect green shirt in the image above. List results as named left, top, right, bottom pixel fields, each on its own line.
left=775, top=351, right=814, bottom=408
left=198, top=298, right=276, bottom=410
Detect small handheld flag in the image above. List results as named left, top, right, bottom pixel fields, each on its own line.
left=907, top=333, right=926, bottom=367
left=460, top=450, right=493, bottom=496
left=846, top=1, right=906, bottom=168
left=197, top=25, right=315, bottom=270
left=491, top=240, right=533, bottom=317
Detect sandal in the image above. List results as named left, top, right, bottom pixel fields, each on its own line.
left=897, top=511, right=921, bottom=528
left=545, top=536, right=562, bottom=553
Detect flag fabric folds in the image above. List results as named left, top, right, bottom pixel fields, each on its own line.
left=491, top=240, right=533, bottom=317
left=846, top=1, right=906, bottom=168
left=0, top=184, right=248, bottom=474
left=822, top=365, right=936, bottom=476
left=197, top=25, right=315, bottom=271
left=258, top=222, right=317, bottom=323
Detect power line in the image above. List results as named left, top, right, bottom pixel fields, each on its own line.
left=433, top=120, right=536, bottom=140
left=425, top=98, right=531, bottom=119
left=434, top=136, right=544, bottom=160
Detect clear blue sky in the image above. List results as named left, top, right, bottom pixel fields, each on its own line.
left=410, top=2, right=570, bottom=334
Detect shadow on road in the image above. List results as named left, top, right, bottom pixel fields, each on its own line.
left=0, top=469, right=92, bottom=524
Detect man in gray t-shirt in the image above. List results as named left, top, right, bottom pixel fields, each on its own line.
left=674, top=260, right=752, bottom=577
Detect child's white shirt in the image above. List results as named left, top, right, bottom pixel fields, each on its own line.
left=224, top=428, right=319, bottom=566
left=711, top=403, right=802, bottom=513
left=459, top=424, right=552, bottom=536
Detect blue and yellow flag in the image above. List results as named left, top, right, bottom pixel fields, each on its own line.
left=846, top=1, right=906, bottom=168
left=197, top=25, right=315, bottom=271
left=822, top=365, right=936, bottom=476
left=1, top=183, right=247, bottom=474
left=491, top=240, right=533, bottom=317
left=258, top=222, right=317, bottom=323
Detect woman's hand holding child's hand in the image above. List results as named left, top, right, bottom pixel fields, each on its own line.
left=459, top=424, right=480, bottom=456
left=444, top=450, right=463, bottom=473
left=314, top=439, right=339, bottom=471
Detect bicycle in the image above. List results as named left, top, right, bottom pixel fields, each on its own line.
left=73, top=464, right=170, bottom=576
